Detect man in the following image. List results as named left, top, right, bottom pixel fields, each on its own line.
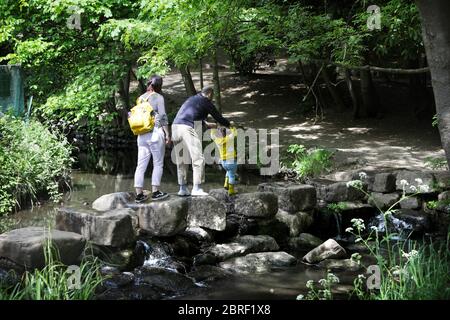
left=172, top=86, right=231, bottom=196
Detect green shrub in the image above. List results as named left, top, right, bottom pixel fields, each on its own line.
left=0, top=115, right=73, bottom=215
left=283, top=144, right=333, bottom=180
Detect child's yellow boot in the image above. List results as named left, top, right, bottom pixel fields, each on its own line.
left=228, top=184, right=237, bottom=196
left=224, top=176, right=229, bottom=190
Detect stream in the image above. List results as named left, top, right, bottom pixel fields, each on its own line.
left=2, top=150, right=361, bottom=300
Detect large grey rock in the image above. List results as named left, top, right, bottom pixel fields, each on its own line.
left=368, top=192, right=401, bottom=211
left=302, top=239, right=347, bottom=264
left=399, top=197, right=422, bottom=210
left=320, top=182, right=367, bottom=203
left=219, top=251, right=297, bottom=274
left=395, top=170, right=435, bottom=193
left=257, top=182, right=316, bottom=212
left=187, top=196, right=226, bottom=231
left=182, top=227, right=214, bottom=243
left=438, top=191, right=450, bottom=201
left=371, top=173, right=396, bottom=193
left=0, top=227, right=85, bottom=269
left=208, top=188, right=230, bottom=203
left=56, top=207, right=135, bottom=247
left=188, top=265, right=233, bottom=282
left=433, top=171, right=450, bottom=190
left=208, top=235, right=279, bottom=261
left=275, top=210, right=313, bottom=237
left=137, top=198, right=188, bottom=237
left=234, top=192, right=278, bottom=218
left=288, top=233, right=323, bottom=251
left=92, top=192, right=133, bottom=211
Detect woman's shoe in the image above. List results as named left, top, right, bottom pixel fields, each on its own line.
left=152, top=190, right=169, bottom=201
left=135, top=193, right=149, bottom=203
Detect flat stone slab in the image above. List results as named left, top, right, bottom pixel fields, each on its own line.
left=275, top=210, right=313, bottom=237
left=319, top=181, right=367, bottom=203
left=395, top=170, right=435, bottom=193
left=135, top=197, right=188, bottom=237
left=209, top=235, right=279, bottom=261
left=368, top=192, right=401, bottom=211
left=187, top=196, right=227, bottom=231
left=234, top=192, right=278, bottom=218
left=371, top=173, right=396, bottom=193
left=56, top=207, right=135, bottom=247
left=257, top=182, right=317, bottom=212
left=219, top=251, right=297, bottom=274
left=0, top=227, right=85, bottom=269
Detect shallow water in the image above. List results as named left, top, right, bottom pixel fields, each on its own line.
left=1, top=151, right=358, bottom=300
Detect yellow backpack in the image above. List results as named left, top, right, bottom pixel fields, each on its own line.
left=128, top=94, right=156, bottom=135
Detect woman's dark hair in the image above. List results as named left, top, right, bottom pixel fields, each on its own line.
left=147, top=75, right=163, bottom=93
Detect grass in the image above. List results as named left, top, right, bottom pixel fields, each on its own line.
left=0, top=115, right=73, bottom=215
left=301, top=176, right=450, bottom=300
left=0, top=239, right=104, bottom=300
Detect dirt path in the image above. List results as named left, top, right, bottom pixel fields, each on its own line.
left=162, top=68, right=445, bottom=173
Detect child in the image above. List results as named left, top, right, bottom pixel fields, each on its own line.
left=211, top=126, right=238, bottom=196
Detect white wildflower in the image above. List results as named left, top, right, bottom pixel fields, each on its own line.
left=296, top=294, right=305, bottom=300
left=359, top=172, right=368, bottom=180
left=345, top=227, right=354, bottom=233
left=347, top=180, right=363, bottom=189
left=327, top=273, right=340, bottom=284
left=415, top=178, right=423, bottom=185
left=402, top=249, right=419, bottom=260
left=409, top=185, right=418, bottom=192
left=306, top=280, right=314, bottom=289
left=370, top=226, right=379, bottom=232
left=418, top=184, right=430, bottom=193
left=400, top=179, right=409, bottom=186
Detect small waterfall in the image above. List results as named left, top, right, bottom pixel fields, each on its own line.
left=333, top=212, right=343, bottom=240
left=141, top=240, right=179, bottom=272
left=369, top=213, right=412, bottom=240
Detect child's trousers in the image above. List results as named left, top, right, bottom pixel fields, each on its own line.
left=221, top=160, right=237, bottom=184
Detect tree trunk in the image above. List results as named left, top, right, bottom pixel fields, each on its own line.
left=212, top=49, right=222, bottom=112
left=180, top=65, right=197, bottom=96
left=360, top=68, right=378, bottom=118
left=199, top=58, right=204, bottom=90
left=416, top=0, right=450, bottom=166
left=345, top=68, right=359, bottom=119
left=321, top=66, right=345, bottom=112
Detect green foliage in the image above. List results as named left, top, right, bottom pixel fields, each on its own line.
left=354, top=0, right=423, bottom=64
left=0, top=239, right=104, bottom=300
left=327, top=202, right=349, bottom=213
left=425, top=156, right=448, bottom=170
left=0, top=115, right=73, bottom=215
left=284, top=144, right=334, bottom=180
left=346, top=177, right=450, bottom=300
left=284, top=4, right=365, bottom=66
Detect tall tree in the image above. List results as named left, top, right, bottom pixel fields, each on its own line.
left=416, top=0, right=450, bottom=166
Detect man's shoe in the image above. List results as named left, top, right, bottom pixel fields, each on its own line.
left=152, top=190, right=169, bottom=201
left=191, top=189, right=208, bottom=196
left=177, top=189, right=191, bottom=197
left=135, top=193, right=149, bottom=203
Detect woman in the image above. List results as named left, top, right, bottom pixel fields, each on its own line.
left=134, top=75, right=171, bottom=203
